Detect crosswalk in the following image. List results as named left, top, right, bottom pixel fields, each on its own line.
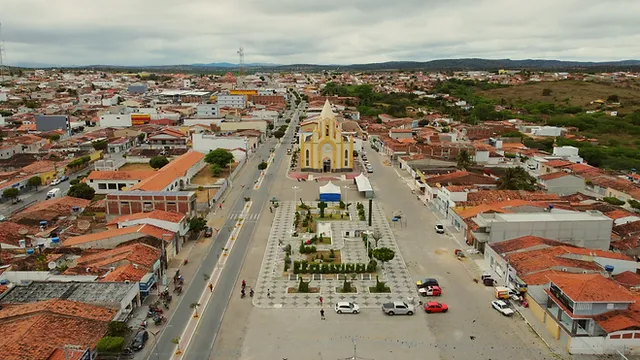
left=228, top=213, right=260, bottom=221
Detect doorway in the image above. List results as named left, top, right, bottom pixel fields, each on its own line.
left=323, top=158, right=331, bottom=172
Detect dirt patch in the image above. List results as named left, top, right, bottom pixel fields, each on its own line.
left=119, top=163, right=155, bottom=171
left=287, top=287, right=320, bottom=294
left=196, top=189, right=218, bottom=202
left=192, top=167, right=221, bottom=186
left=306, top=249, right=341, bottom=264
left=335, top=286, right=358, bottom=294
left=433, top=248, right=448, bottom=256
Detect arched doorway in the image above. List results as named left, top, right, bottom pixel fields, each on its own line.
left=323, top=158, right=331, bottom=172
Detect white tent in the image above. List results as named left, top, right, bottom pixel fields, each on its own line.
left=354, top=173, right=374, bottom=199
left=319, top=181, right=341, bottom=202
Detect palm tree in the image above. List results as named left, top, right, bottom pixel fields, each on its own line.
left=456, top=150, right=474, bottom=170
left=498, top=167, right=537, bottom=191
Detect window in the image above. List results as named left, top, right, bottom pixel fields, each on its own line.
left=305, top=149, right=310, bottom=167
left=108, top=183, right=117, bottom=189
left=344, top=149, right=349, bottom=166
left=98, top=183, right=107, bottom=189
left=325, top=125, right=329, bottom=137
left=118, top=183, right=126, bottom=190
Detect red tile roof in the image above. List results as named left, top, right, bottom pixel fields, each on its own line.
left=100, top=263, right=149, bottom=282
left=489, top=235, right=568, bottom=254
left=539, top=172, right=571, bottom=181
left=11, top=197, right=91, bottom=222
left=0, top=299, right=115, bottom=360
left=0, top=222, right=39, bottom=246
left=547, top=273, right=636, bottom=302
left=544, top=160, right=573, bottom=168
left=130, top=151, right=204, bottom=191
left=107, top=209, right=185, bottom=225
left=73, top=242, right=161, bottom=269
left=613, top=271, right=640, bottom=288
left=64, top=224, right=174, bottom=247
left=86, top=170, right=156, bottom=181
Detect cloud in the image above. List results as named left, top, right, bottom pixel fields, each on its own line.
left=1, top=0, right=639, bottom=66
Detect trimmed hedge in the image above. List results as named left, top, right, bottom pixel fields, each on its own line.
left=96, top=336, right=124, bottom=353
left=293, top=260, right=377, bottom=274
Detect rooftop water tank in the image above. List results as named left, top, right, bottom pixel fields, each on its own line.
left=51, top=237, right=60, bottom=244
left=0, top=279, right=8, bottom=285
left=39, top=221, right=48, bottom=227
left=26, top=249, right=35, bottom=255
left=604, top=265, right=615, bottom=274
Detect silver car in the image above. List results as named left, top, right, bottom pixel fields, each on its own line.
left=334, top=302, right=360, bottom=314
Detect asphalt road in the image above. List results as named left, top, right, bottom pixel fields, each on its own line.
left=149, top=103, right=301, bottom=360
left=0, top=170, right=88, bottom=217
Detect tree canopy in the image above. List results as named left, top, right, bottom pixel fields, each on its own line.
left=149, top=156, right=169, bottom=169
left=497, top=167, right=537, bottom=191
left=205, top=149, right=234, bottom=168
left=67, top=183, right=96, bottom=200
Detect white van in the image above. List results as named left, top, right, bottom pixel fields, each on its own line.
left=46, top=188, right=61, bottom=200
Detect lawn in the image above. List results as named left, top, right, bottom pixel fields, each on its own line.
left=312, top=212, right=348, bottom=221
left=306, top=249, right=341, bottom=263
left=119, top=163, right=155, bottom=171
left=477, top=80, right=640, bottom=114
left=192, top=162, right=240, bottom=185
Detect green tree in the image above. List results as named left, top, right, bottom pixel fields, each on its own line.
left=92, top=140, right=108, bottom=151
left=137, top=133, right=146, bottom=142
left=190, top=302, right=201, bottom=317
left=3, top=188, right=19, bottom=200
left=27, top=176, right=42, bottom=190
left=189, top=217, right=207, bottom=233
left=267, top=123, right=274, bottom=131
left=149, top=156, right=169, bottom=169
left=607, top=94, right=620, bottom=103
left=211, top=164, right=222, bottom=176
left=318, top=201, right=328, bottom=218
left=497, top=167, right=537, bottom=191
left=273, top=130, right=285, bottom=139
left=456, top=150, right=474, bottom=170
left=258, top=161, right=268, bottom=170
left=48, top=134, right=60, bottom=141
left=107, top=321, right=131, bottom=337
left=205, top=148, right=234, bottom=168
left=542, top=88, right=553, bottom=96
left=603, top=197, right=625, bottom=206
left=372, top=247, right=395, bottom=269
left=67, top=182, right=96, bottom=200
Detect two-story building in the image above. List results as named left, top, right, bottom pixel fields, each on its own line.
left=85, top=170, right=156, bottom=194
left=147, top=128, right=189, bottom=149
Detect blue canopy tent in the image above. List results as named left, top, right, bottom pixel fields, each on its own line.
left=319, top=181, right=341, bottom=202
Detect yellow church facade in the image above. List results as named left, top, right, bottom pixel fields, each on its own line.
left=300, top=100, right=354, bottom=173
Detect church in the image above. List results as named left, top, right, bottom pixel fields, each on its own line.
left=300, top=100, right=355, bottom=173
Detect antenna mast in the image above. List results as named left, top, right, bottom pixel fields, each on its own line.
left=237, top=47, right=245, bottom=76
left=0, top=22, right=6, bottom=81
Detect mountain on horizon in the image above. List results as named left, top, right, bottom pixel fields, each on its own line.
left=7, top=58, right=640, bottom=71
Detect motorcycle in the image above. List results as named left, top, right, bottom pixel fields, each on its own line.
left=163, top=301, right=170, bottom=309
left=250, top=289, right=254, bottom=298
left=241, top=289, right=246, bottom=298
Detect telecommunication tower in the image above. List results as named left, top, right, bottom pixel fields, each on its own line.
left=237, top=47, right=245, bottom=76
left=0, top=22, right=6, bottom=80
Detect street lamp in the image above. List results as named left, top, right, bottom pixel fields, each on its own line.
left=292, top=186, right=299, bottom=204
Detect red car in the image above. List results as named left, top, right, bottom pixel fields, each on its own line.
left=423, top=301, right=448, bottom=313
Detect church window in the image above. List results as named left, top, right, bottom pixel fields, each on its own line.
left=344, top=149, right=349, bottom=166
left=305, top=149, right=310, bottom=166
left=326, top=125, right=330, bottom=137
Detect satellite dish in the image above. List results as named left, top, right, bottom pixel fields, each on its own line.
left=77, top=220, right=91, bottom=231
left=68, top=215, right=77, bottom=221
left=18, top=228, right=28, bottom=235
left=47, top=262, right=57, bottom=270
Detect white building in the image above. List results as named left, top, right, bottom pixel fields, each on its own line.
left=192, top=133, right=249, bottom=162
left=552, top=146, right=584, bottom=163
left=217, top=94, right=246, bottom=109
left=196, top=104, right=219, bottom=118
left=0, top=92, right=8, bottom=102
left=100, top=114, right=132, bottom=127
left=85, top=171, right=154, bottom=194
left=520, top=125, right=565, bottom=137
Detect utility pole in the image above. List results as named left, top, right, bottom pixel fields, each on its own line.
left=368, top=199, right=372, bottom=227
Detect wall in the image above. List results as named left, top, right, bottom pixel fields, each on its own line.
left=70, top=233, right=144, bottom=249
left=35, top=115, right=70, bottom=134
left=88, top=179, right=142, bottom=194
left=543, top=175, right=586, bottom=196
left=219, top=120, right=268, bottom=133
left=106, top=192, right=196, bottom=218
left=100, top=114, right=132, bottom=127
left=192, top=133, right=249, bottom=155
left=196, top=104, right=219, bottom=118
left=118, top=218, right=188, bottom=236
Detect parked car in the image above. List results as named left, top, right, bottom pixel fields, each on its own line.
left=132, top=330, right=149, bottom=351
left=416, top=278, right=439, bottom=288
left=491, top=300, right=515, bottom=316
left=367, top=167, right=374, bottom=173
left=204, top=227, right=213, bottom=237
left=435, top=224, right=445, bottom=234
left=59, top=175, right=69, bottom=182
left=382, top=301, right=414, bottom=316
left=418, top=285, right=442, bottom=297
left=334, top=301, right=360, bottom=314
left=50, top=178, right=62, bottom=186
left=423, top=301, right=449, bottom=313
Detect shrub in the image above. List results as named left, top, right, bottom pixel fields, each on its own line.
left=342, top=280, right=352, bottom=293
left=329, top=249, right=336, bottom=258
left=629, top=199, right=640, bottom=210
left=96, top=336, right=124, bottom=353
left=298, top=278, right=309, bottom=293
left=339, top=200, right=346, bottom=209
left=603, top=197, right=625, bottom=206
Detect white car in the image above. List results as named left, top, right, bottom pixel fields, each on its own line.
left=335, top=302, right=360, bottom=314
left=435, top=224, right=445, bottom=234
left=50, top=178, right=62, bottom=186
left=491, top=300, right=515, bottom=316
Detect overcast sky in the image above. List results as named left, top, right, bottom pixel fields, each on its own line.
left=2, top=0, right=639, bottom=66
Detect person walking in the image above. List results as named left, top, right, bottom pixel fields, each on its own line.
left=208, top=283, right=213, bottom=292
left=267, top=289, right=271, bottom=298
left=319, top=296, right=323, bottom=306
left=320, top=309, right=325, bottom=320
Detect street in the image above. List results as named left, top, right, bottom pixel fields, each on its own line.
left=147, top=102, right=302, bottom=359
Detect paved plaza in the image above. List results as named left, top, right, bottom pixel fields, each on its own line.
left=252, top=199, right=416, bottom=309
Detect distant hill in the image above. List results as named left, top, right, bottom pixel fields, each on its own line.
left=9, top=58, right=640, bottom=72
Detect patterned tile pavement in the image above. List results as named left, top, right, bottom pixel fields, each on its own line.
left=253, top=201, right=418, bottom=309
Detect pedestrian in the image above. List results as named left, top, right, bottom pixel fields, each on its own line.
left=269, top=207, right=273, bottom=213
left=208, top=283, right=213, bottom=292
left=219, top=203, right=222, bottom=209
left=267, top=289, right=271, bottom=298
left=319, top=296, right=323, bottom=306
left=320, top=309, right=325, bottom=320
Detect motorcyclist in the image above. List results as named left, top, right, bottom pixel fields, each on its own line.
left=250, top=288, right=254, bottom=297
left=241, top=288, right=246, bottom=298
left=242, top=279, right=246, bottom=288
